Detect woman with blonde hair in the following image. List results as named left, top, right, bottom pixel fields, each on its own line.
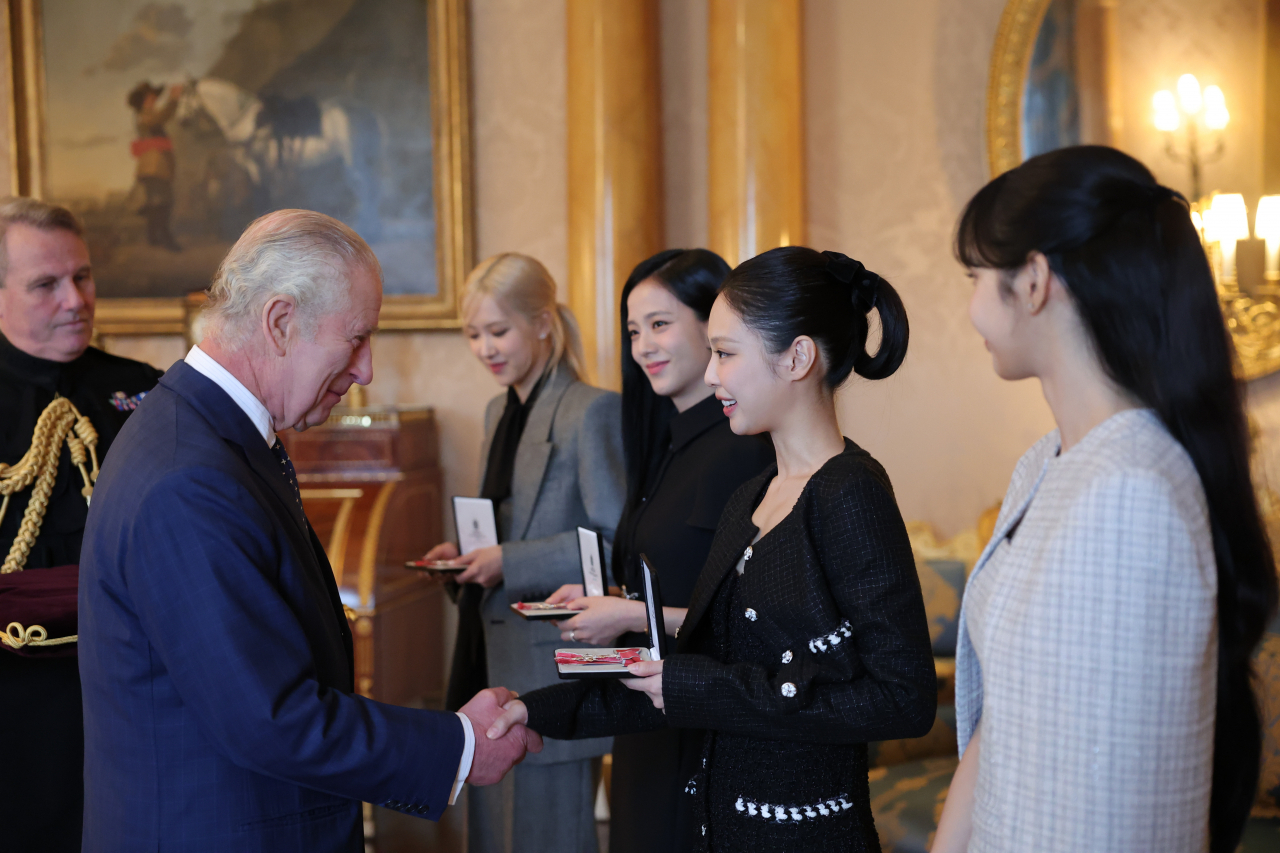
left=422, top=252, right=625, bottom=853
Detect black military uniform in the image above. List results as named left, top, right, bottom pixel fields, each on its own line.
left=0, top=332, right=162, bottom=853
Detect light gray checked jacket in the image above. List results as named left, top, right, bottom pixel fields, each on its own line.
left=956, top=408, right=1217, bottom=853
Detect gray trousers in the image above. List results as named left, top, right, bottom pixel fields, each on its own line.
left=466, top=758, right=599, bottom=853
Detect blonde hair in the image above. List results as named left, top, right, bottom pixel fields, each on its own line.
left=204, top=209, right=381, bottom=345
left=462, top=253, right=584, bottom=379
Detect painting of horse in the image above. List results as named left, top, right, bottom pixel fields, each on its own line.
left=40, top=0, right=436, bottom=299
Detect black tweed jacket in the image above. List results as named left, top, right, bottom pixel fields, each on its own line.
left=523, top=439, right=936, bottom=852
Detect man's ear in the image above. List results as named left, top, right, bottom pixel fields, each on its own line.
left=1019, top=251, right=1053, bottom=316
left=782, top=335, right=819, bottom=382
left=262, top=295, right=296, bottom=356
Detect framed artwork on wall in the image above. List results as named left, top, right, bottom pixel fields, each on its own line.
left=4, top=0, right=473, bottom=334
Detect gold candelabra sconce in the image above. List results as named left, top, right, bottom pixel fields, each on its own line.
left=1195, top=193, right=1280, bottom=380
left=1154, top=75, right=1229, bottom=202
left=1151, top=75, right=1280, bottom=380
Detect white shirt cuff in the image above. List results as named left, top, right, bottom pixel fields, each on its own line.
left=450, top=712, right=475, bottom=805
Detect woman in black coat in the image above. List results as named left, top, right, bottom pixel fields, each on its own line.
left=488, top=247, right=936, bottom=852
left=543, top=249, right=774, bottom=852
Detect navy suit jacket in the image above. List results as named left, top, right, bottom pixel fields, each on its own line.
left=78, top=362, right=464, bottom=853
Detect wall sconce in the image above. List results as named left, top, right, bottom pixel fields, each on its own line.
left=1153, top=74, right=1228, bottom=200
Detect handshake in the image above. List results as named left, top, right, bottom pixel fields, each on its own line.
left=458, top=687, right=541, bottom=785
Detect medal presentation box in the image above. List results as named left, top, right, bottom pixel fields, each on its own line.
left=511, top=526, right=609, bottom=620
left=279, top=406, right=446, bottom=710
left=556, top=555, right=667, bottom=679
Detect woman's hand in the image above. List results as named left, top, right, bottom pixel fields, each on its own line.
left=485, top=698, right=530, bottom=740
left=546, top=584, right=584, bottom=605
left=456, top=544, right=504, bottom=588
left=553, top=596, right=645, bottom=646
left=424, top=542, right=460, bottom=562
left=931, top=723, right=980, bottom=853
left=414, top=543, right=461, bottom=584
left=622, top=659, right=664, bottom=711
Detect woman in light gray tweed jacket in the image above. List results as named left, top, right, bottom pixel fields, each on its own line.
left=422, top=253, right=625, bottom=853
left=932, top=146, right=1278, bottom=853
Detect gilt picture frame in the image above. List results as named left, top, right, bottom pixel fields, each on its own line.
left=3, top=0, right=473, bottom=335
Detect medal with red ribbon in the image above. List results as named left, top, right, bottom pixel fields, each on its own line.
left=554, top=648, right=645, bottom=666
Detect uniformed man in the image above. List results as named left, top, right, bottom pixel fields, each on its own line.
left=0, top=197, right=163, bottom=852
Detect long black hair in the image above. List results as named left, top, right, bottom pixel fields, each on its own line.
left=619, top=249, right=731, bottom=502
left=718, top=245, right=909, bottom=387
left=956, top=145, right=1279, bottom=853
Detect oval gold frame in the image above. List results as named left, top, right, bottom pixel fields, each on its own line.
left=985, top=0, right=1280, bottom=380
left=986, top=0, right=1053, bottom=178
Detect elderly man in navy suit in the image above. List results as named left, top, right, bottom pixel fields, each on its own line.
left=78, top=209, right=541, bottom=853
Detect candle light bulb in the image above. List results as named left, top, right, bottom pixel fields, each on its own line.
left=1153, top=90, right=1180, bottom=132
left=1203, top=85, right=1229, bottom=130
left=1209, top=193, right=1250, bottom=283
left=1178, top=74, right=1203, bottom=114
left=1256, top=196, right=1280, bottom=282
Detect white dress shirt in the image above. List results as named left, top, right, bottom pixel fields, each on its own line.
left=184, top=346, right=476, bottom=804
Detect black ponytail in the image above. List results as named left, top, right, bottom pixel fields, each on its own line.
left=957, top=144, right=1279, bottom=853
left=718, top=245, right=909, bottom=388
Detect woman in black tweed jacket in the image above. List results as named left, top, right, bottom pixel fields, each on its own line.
left=485, top=247, right=936, bottom=852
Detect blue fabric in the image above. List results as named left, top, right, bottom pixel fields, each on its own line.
left=271, top=437, right=303, bottom=505
left=79, top=361, right=464, bottom=853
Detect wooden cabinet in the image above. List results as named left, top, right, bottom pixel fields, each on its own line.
left=280, top=406, right=446, bottom=711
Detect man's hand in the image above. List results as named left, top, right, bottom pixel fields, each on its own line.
left=455, top=545, right=503, bottom=588
left=459, top=687, right=542, bottom=786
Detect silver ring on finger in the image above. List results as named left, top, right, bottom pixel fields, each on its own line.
left=570, top=629, right=577, bottom=642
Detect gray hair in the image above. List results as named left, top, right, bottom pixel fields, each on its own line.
left=203, top=209, right=381, bottom=345
left=0, top=197, right=84, bottom=285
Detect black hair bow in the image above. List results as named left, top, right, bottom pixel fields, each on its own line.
left=822, top=250, right=881, bottom=313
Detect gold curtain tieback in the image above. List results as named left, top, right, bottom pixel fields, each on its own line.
left=1, top=622, right=77, bottom=649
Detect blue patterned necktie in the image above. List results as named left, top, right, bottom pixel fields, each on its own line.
left=270, top=439, right=302, bottom=509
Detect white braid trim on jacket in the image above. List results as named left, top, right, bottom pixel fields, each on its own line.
left=807, top=619, right=853, bottom=654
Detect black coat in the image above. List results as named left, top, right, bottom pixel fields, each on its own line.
left=607, top=394, right=773, bottom=853
left=614, top=393, right=774, bottom=615
left=524, top=439, right=937, bottom=852
left=0, top=335, right=162, bottom=853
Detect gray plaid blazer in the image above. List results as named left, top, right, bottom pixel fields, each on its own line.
left=956, top=408, right=1217, bottom=852
left=478, top=363, right=624, bottom=765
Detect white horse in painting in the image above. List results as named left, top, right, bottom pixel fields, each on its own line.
left=178, top=78, right=381, bottom=238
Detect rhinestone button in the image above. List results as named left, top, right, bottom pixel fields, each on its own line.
left=781, top=650, right=792, bottom=664
left=744, top=608, right=757, bottom=621
left=702, top=825, right=707, bottom=836
left=743, top=545, right=753, bottom=561
left=781, top=682, right=797, bottom=697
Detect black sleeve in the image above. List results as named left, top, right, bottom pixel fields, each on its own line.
left=522, top=678, right=668, bottom=741
left=662, top=463, right=937, bottom=744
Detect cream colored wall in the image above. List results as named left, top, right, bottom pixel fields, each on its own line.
left=803, top=0, right=1055, bottom=536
